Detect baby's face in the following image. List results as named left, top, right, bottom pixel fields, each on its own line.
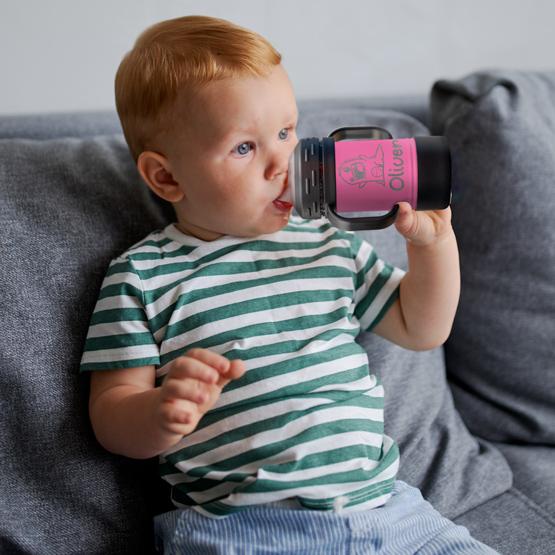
left=164, top=64, right=299, bottom=240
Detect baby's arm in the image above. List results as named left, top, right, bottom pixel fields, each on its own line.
left=373, top=203, right=460, bottom=351
left=88, top=348, right=246, bottom=459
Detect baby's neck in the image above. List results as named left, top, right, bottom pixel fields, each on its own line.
left=175, top=221, right=223, bottom=242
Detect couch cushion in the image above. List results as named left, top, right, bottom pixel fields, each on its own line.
left=0, top=111, right=122, bottom=140
left=430, top=71, right=555, bottom=444
left=454, top=487, right=555, bottom=553
left=494, top=443, right=555, bottom=518
left=0, top=135, right=173, bottom=554
left=0, top=106, right=510, bottom=553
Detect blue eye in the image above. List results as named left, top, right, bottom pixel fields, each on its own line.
left=234, top=142, right=253, bottom=156
left=279, top=128, right=289, bottom=140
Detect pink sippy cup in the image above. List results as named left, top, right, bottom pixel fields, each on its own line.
left=286, top=126, right=451, bottom=230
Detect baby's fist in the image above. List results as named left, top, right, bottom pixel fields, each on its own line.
left=156, top=348, right=245, bottom=437
left=394, top=202, right=453, bottom=247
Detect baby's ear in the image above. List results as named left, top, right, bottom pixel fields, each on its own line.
left=136, top=151, right=185, bottom=202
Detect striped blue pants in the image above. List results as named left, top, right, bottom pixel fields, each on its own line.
left=154, top=481, right=499, bottom=554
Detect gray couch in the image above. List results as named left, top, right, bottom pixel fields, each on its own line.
left=0, top=69, right=554, bottom=554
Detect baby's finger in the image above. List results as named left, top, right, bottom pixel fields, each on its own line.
left=163, top=376, right=212, bottom=405
left=394, top=202, right=413, bottom=222
left=158, top=397, right=199, bottom=430
left=186, top=348, right=231, bottom=374
left=217, top=359, right=247, bottom=387
left=394, top=203, right=418, bottom=238
left=168, top=356, right=220, bottom=384
left=228, top=359, right=246, bottom=380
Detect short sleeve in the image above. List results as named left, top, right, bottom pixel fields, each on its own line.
left=349, top=233, right=406, bottom=332
left=79, top=256, right=160, bottom=372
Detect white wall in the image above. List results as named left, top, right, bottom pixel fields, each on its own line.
left=1, top=0, right=554, bottom=115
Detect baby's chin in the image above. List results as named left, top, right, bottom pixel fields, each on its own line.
left=234, top=213, right=292, bottom=238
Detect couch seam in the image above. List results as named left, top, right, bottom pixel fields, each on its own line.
left=456, top=487, right=555, bottom=530
left=509, top=487, right=555, bottom=528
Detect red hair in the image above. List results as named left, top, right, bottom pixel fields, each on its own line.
left=115, top=15, right=281, bottom=160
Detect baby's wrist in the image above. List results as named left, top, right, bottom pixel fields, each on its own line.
left=407, top=228, right=458, bottom=257
left=407, top=226, right=456, bottom=250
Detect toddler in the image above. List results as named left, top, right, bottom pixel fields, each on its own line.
left=81, top=15, right=498, bottom=554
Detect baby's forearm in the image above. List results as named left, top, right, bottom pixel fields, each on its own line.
left=90, top=386, right=183, bottom=460
left=89, top=352, right=245, bottom=460
left=399, top=229, right=460, bottom=349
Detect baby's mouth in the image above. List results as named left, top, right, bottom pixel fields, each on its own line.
left=273, top=179, right=293, bottom=210
left=273, top=198, right=293, bottom=212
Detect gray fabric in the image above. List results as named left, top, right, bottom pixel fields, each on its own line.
left=297, top=106, right=428, bottom=140
left=0, top=101, right=541, bottom=553
left=297, top=109, right=512, bottom=519
left=494, top=444, right=555, bottom=517
left=0, top=111, right=123, bottom=140
left=298, top=96, right=431, bottom=128
left=454, top=488, right=555, bottom=554
left=430, top=71, right=555, bottom=444
left=0, top=97, right=430, bottom=142
left=0, top=135, right=173, bottom=554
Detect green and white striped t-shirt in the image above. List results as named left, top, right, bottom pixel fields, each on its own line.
left=80, top=216, right=406, bottom=518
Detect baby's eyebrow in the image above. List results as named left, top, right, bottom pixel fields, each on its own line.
left=221, top=115, right=298, bottom=142
left=218, top=124, right=255, bottom=142
left=226, top=125, right=255, bottom=137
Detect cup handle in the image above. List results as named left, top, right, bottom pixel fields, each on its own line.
left=324, top=126, right=398, bottom=230
left=326, top=204, right=400, bottom=231
left=328, top=126, right=393, bottom=141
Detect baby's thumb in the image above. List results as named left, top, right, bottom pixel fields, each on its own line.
left=217, top=359, right=246, bottom=387
left=228, top=359, right=246, bottom=380
left=394, top=202, right=416, bottom=239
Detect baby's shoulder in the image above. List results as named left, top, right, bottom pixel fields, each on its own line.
left=112, top=225, right=179, bottom=266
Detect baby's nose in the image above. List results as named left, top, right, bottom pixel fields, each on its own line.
left=265, top=160, right=288, bottom=181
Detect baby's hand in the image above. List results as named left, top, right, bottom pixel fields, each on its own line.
left=394, top=202, right=454, bottom=247
left=156, top=348, right=246, bottom=437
